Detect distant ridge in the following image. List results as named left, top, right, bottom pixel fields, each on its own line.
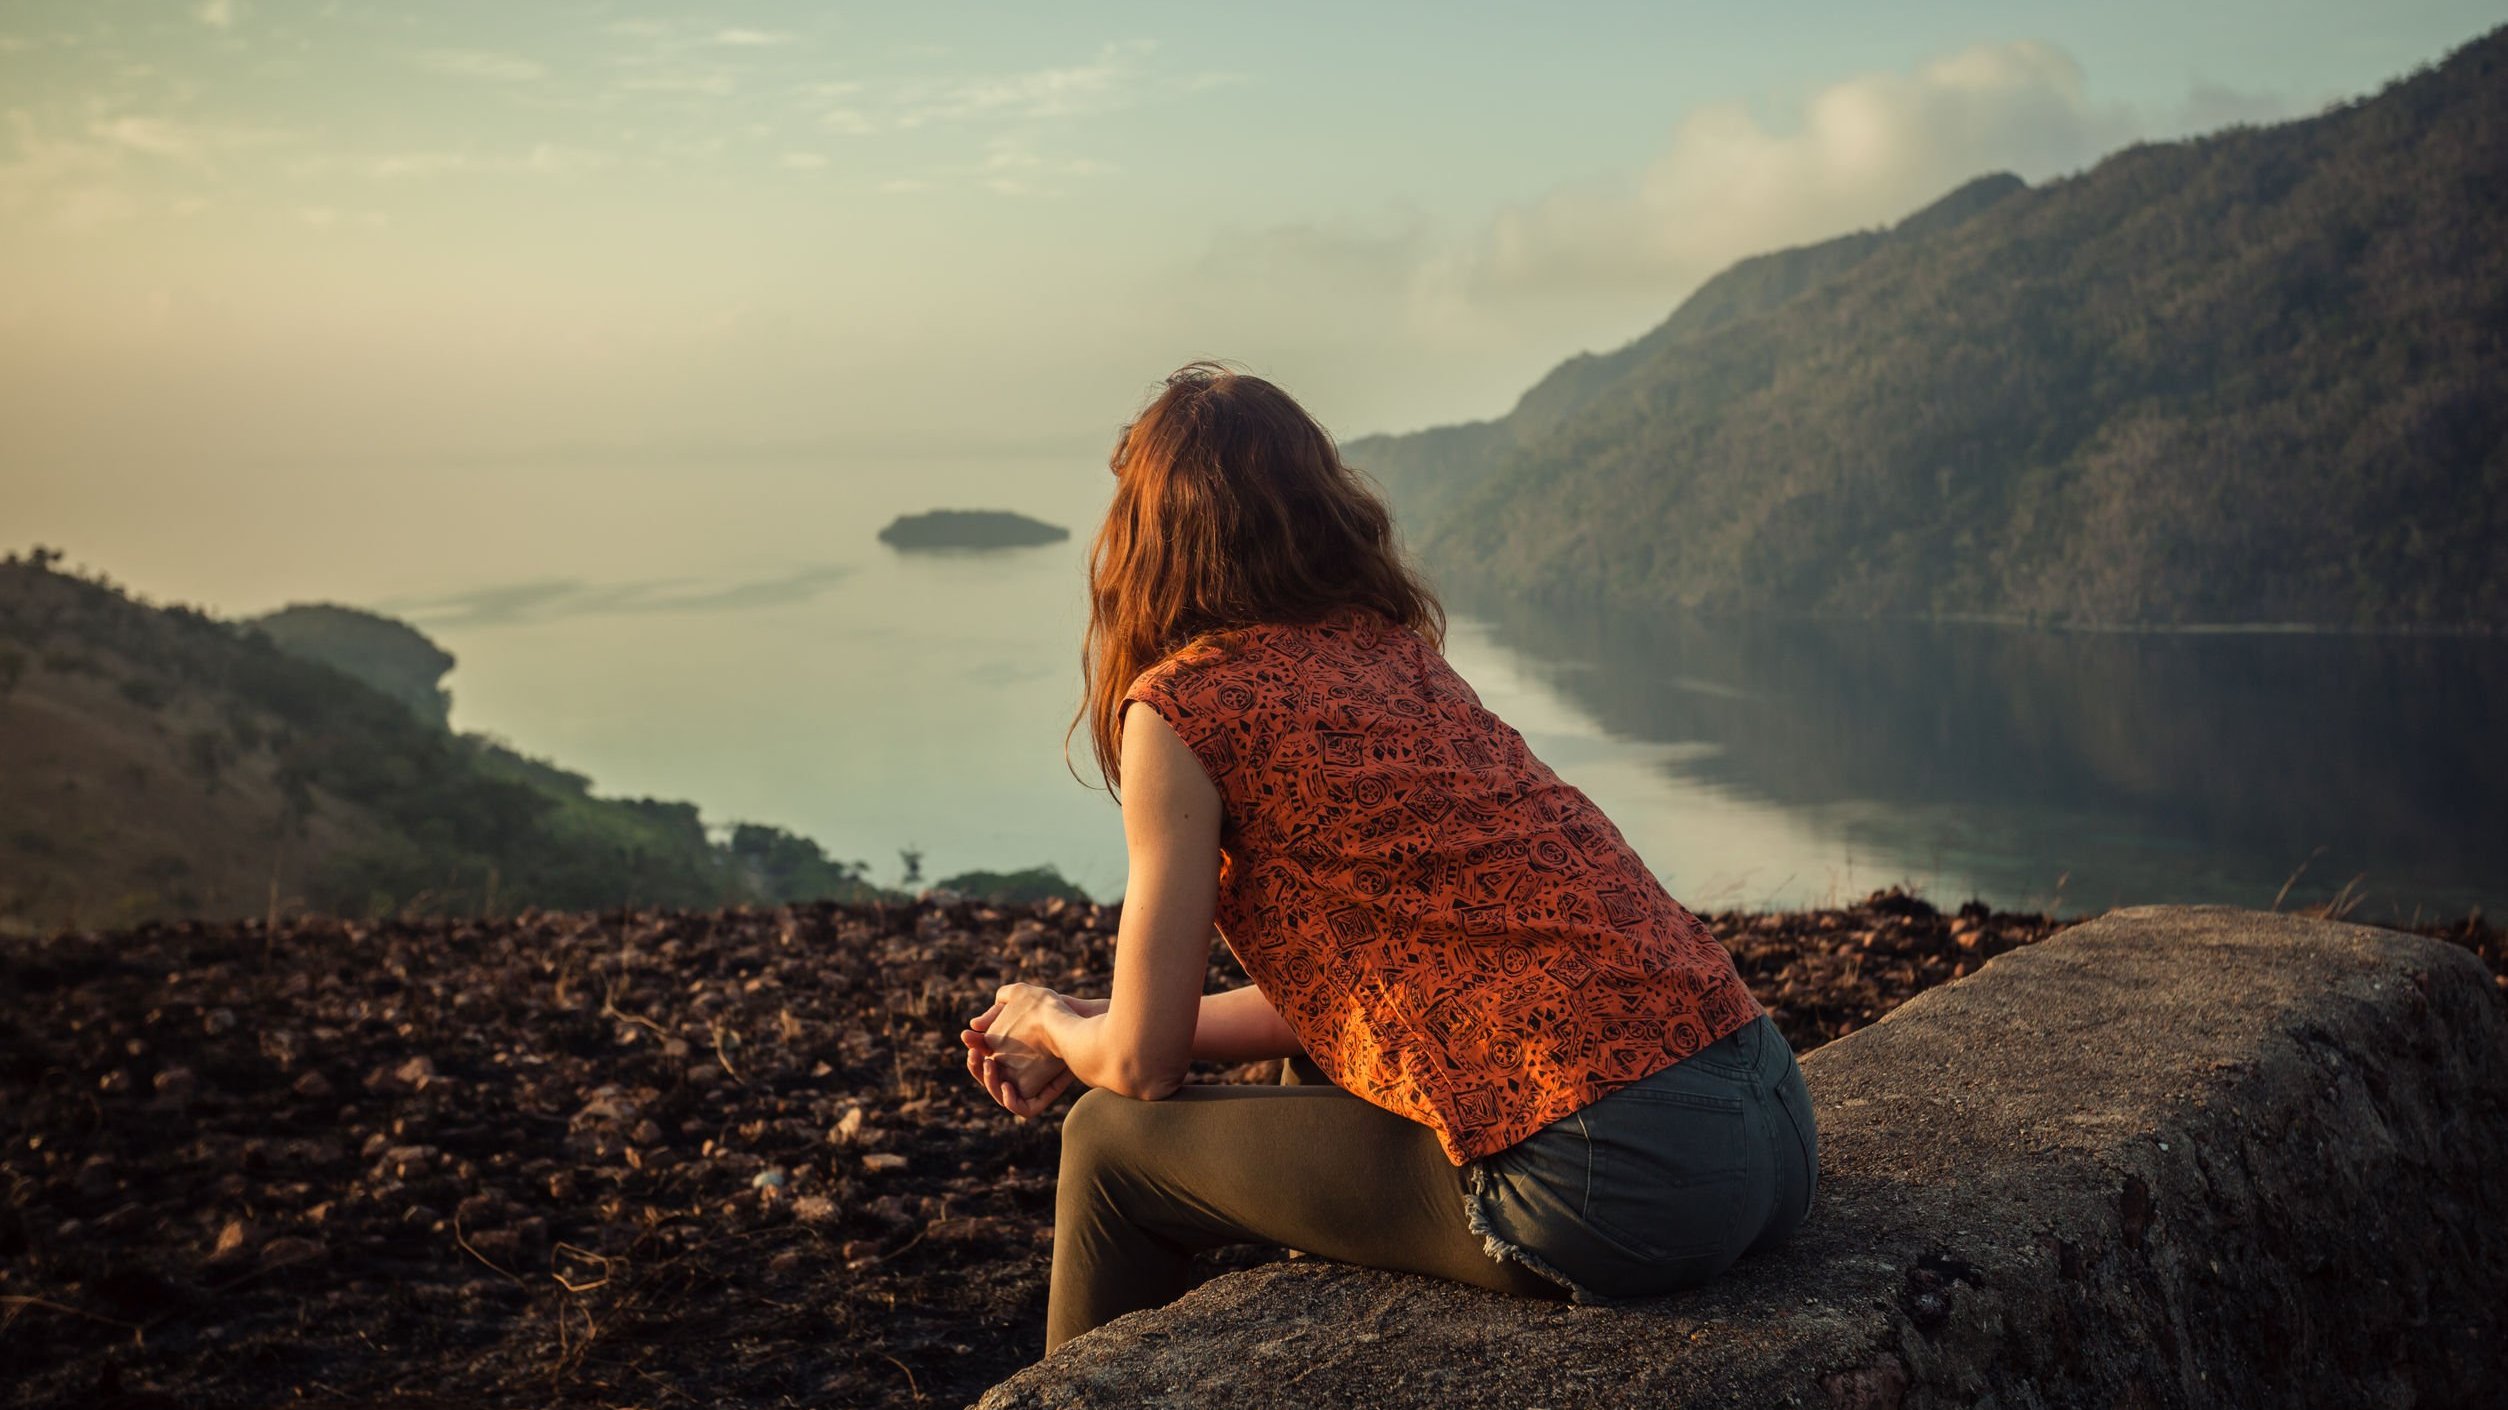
left=1349, top=27, right=2507, bottom=629
left=1345, top=173, right=2029, bottom=532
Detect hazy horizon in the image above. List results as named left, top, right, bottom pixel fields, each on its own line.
left=7, top=2, right=2504, bottom=618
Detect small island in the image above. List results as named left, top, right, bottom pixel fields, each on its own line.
left=877, top=509, right=1071, bottom=551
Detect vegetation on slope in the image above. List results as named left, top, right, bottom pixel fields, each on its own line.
left=0, top=548, right=887, bottom=932
left=1351, top=28, right=2507, bottom=628
left=242, top=602, right=458, bottom=728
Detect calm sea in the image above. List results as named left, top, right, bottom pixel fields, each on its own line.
left=363, top=454, right=2505, bottom=924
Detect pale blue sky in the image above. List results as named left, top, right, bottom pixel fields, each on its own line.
left=3, top=2, right=2500, bottom=492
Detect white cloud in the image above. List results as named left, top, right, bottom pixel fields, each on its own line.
left=616, top=67, right=736, bottom=97
left=1449, top=40, right=2135, bottom=303
left=2173, top=81, right=2299, bottom=132
left=416, top=49, right=547, bottom=83
left=521, top=142, right=612, bottom=174
left=1203, top=40, right=2228, bottom=336
left=819, top=107, right=877, bottom=136
left=365, top=150, right=471, bottom=179
left=1172, top=40, right=2303, bottom=434
left=895, top=39, right=1167, bottom=128
left=778, top=150, right=826, bottom=169
left=195, top=0, right=236, bottom=30
left=357, top=144, right=614, bottom=179
left=93, top=116, right=201, bottom=158
left=713, top=29, right=792, bottom=47
left=0, top=110, right=298, bottom=228
left=962, top=135, right=1118, bottom=197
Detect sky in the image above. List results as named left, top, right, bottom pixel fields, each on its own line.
left=4, top=0, right=2503, bottom=594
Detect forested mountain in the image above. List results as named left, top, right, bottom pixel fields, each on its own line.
left=1344, top=173, right=2027, bottom=531
left=1349, top=27, right=2506, bottom=628
left=0, top=549, right=885, bottom=934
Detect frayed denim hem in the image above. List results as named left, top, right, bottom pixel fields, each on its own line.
left=1461, top=1161, right=1621, bottom=1308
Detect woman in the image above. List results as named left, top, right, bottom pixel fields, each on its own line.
left=960, top=361, right=1819, bottom=1355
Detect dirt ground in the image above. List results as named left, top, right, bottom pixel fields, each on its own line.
left=2, top=891, right=2495, bottom=1409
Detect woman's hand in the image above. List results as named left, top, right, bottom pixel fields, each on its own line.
left=960, top=986, right=1100, bottom=1119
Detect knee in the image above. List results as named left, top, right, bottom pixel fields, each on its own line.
left=1058, top=1085, right=1152, bottom=1175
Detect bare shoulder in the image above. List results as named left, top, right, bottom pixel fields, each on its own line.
left=1119, top=703, right=1222, bottom=850
left=1120, top=699, right=1203, bottom=784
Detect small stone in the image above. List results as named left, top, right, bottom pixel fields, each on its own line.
left=292, top=1070, right=335, bottom=1100
left=861, top=1152, right=908, bottom=1175
left=394, top=1056, right=438, bottom=1091
left=202, top=1007, right=238, bottom=1035
left=376, top=1145, right=438, bottom=1179
left=830, top=1106, right=865, bottom=1145
left=259, top=1236, right=324, bottom=1270
left=209, top=1218, right=256, bottom=1265
left=752, top=1167, right=788, bottom=1193
left=153, top=1066, right=200, bottom=1106
left=792, top=1195, right=838, bottom=1224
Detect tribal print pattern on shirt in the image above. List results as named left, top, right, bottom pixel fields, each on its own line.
left=1121, top=604, right=1765, bottom=1165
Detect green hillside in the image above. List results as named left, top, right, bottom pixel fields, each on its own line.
left=0, top=548, right=888, bottom=933
left=1351, top=28, right=2507, bottom=628
left=244, top=602, right=456, bottom=727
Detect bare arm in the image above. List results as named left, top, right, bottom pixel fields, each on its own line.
left=1029, top=701, right=1224, bottom=1099
left=1059, top=987, right=1304, bottom=1065
left=1187, top=984, right=1305, bottom=1064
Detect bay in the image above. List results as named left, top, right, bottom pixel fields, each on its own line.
left=365, top=456, right=2503, bottom=923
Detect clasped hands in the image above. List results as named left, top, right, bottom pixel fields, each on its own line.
left=960, top=983, right=1101, bottom=1119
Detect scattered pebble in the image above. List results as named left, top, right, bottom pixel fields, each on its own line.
left=0, top=888, right=2485, bottom=1408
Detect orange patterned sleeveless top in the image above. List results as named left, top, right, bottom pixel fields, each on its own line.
left=1120, top=604, right=1765, bottom=1164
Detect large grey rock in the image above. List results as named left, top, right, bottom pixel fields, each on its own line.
left=976, top=905, right=2507, bottom=1408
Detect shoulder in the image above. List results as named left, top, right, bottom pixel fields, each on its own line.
left=1125, top=623, right=1293, bottom=701
left=1125, top=637, right=1232, bottom=705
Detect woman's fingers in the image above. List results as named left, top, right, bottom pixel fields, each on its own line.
left=968, top=1000, right=1006, bottom=1032
left=1016, top=1070, right=1075, bottom=1118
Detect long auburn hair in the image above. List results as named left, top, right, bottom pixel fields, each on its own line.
left=1069, top=360, right=1444, bottom=793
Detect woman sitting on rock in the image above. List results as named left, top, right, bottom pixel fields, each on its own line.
left=961, top=361, right=1820, bottom=1354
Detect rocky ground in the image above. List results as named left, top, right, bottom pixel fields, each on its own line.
left=1, top=891, right=2497, bottom=1409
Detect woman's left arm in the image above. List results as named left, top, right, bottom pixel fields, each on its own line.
left=1022, top=700, right=1222, bottom=1100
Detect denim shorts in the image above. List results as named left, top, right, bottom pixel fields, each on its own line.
left=1460, top=1010, right=1819, bottom=1304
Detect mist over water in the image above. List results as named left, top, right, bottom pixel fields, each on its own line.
left=358, top=455, right=2505, bottom=922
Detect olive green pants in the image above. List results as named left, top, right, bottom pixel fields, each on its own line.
left=1046, top=1012, right=1818, bottom=1353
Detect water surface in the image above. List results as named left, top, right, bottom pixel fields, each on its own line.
left=347, top=456, right=2501, bottom=922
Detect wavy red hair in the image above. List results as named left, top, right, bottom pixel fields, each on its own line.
left=1069, top=361, right=1444, bottom=792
